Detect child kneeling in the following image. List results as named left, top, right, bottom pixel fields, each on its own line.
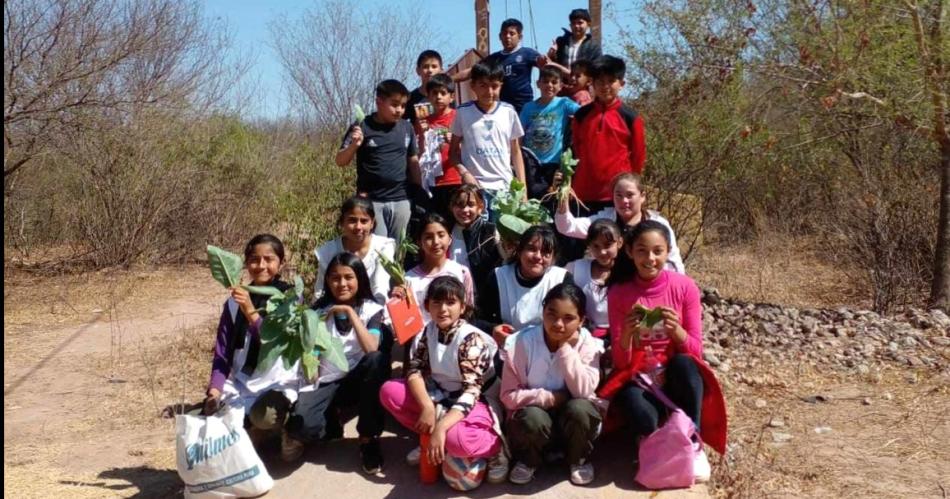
left=500, top=284, right=605, bottom=485
left=379, top=276, right=509, bottom=485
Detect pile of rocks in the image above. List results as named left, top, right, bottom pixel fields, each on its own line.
left=699, top=288, right=950, bottom=375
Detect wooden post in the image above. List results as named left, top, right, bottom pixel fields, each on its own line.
left=590, top=0, right=602, bottom=46
left=476, top=0, right=490, bottom=55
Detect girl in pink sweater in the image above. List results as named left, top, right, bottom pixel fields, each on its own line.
left=500, top=284, right=605, bottom=486
left=604, top=220, right=710, bottom=482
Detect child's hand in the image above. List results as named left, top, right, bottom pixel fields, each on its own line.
left=658, top=306, right=687, bottom=345
left=547, top=39, right=557, bottom=60
left=492, top=324, right=514, bottom=345
left=349, top=125, right=364, bottom=147
left=327, top=304, right=354, bottom=317
left=536, top=54, right=550, bottom=67
left=203, top=388, right=222, bottom=416
left=414, top=404, right=436, bottom=434
left=419, top=120, right=429, bottom=132
left=427, top=426, right=447, bottom=465
left=230, top=287, right=258, bottom=322
left=622, top=306, right=645, bottom=349
left=390, top=285, right=407, bottom=300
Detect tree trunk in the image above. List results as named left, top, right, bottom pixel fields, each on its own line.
left=932, top=143, right=950, bottom=311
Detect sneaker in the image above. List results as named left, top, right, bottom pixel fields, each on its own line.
left=280, top=430, right=305, bottom=462
left=569, top=459, right=595, bottom=485
left=405, top=446, right=421, bottom=466
left=508, top=461, right=536, bottom=485
left=487, top=452, right=510, bottom=484
left=360, top=438, right=384, bottom=475
left=693, top=446, right=711, bottom=482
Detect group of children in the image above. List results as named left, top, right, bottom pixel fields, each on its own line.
left=202, top=8, right=724, bottom=491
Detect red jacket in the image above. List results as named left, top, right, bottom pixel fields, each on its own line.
left=571, top=99, right=646, bottom=202
left=597, top=346, right=728, bottom=455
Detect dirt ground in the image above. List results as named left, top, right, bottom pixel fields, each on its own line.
left=3, top=246, right=948, bottom=498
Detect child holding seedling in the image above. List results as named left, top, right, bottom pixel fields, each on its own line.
left=500, top=284, right=605, bottom=486
left=379, top=276, right=509, bottom=486
left=336, top=79, right=421, bottom=240
left=414, top=73, right=462, bottom=220
left=556, top=173, right=685, bottom=273
left=449, top=61, right=526, bottom=217
left=391, top=212, right=475, bottom=323
left=283, top=253, right=392, bottom=472
left=600, top=220, right=727, bottom=482
left=314, top=197, right=396, bottom=304
left=565, top=219, right=622, bottom=340
left=204, top=234, right=300, bottom=458
left=476, top=225, right=573, bottom=346
left=446, top=184, right=503, bottom=300
left=520, top=66, right=580, bottom=200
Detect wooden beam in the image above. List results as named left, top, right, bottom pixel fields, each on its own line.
left=590, top=0, right=602, bottom=46
left=476, top=0, right=490, bottom=54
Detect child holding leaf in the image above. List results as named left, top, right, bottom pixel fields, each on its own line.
left=599, top=221, right=727, bottom=482
left=204, top=235, right=300, bottom=459
left=284, top=253, right=393, bottom=474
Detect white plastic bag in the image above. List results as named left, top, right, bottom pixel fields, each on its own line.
left=176, top=407, right=274, bottom=498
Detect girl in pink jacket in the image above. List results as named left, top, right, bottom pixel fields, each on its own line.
left=499, top=284, right=605, bottom=486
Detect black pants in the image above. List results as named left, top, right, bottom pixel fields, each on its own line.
left=613, top=354, right=704, bottom=437
left=287, top=350, right=392, bottom=441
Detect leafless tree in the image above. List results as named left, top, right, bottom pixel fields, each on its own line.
left=3, top=0, right=244, bottom=184
left=270, top=0, right=443, bottom=131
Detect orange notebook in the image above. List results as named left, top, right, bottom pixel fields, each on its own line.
left=387, top=288, right=425, bottom=345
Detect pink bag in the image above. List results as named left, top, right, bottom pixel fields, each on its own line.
left=634, top=373, right=699, bottom=490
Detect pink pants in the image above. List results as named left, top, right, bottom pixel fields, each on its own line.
left=380, top=379, right=501, bottom=459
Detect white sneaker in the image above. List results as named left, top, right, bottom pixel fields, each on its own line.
left=508, top=461, right=536, bottom=485
left=487, top=452, right=509, bottom=483
left=693, top=446, right=711, bottom=482
left=569, top=459, right=595, bottom=485
left=405, top=446, right=421, bottom=466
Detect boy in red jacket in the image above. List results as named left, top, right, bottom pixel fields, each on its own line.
left=571, top=55, right=646, bottom=212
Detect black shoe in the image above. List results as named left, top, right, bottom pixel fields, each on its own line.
left=321, top=421, right=344, bottom=441
left=359, top=438, right=384, bottom=475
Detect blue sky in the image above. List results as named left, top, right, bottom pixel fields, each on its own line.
left=205, top=0, right=642, bottom=118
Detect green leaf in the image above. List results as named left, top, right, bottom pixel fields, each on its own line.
left=207, top=245, right=243, bottom=288
left=353, top=104, right=366, bottom=123
left=301, top=351, right=319, bottom=381
left=497, top=214, right=533, bottom=242
left=301, top=309, right=321, bottom=351
left=635, top=304, right=665, bottom=328
left=242, top=285, right=285, bottom=298
left=320, top=335, right=349, bottom=373
left=259, top=316, right=285, bottom=343
left=376, top=249, right=405, bottom=285
left=283, top=340, right=302, bottom=371
left=313, top=312, right=333, bottom=351
left=256, top=339, right=287, bottom=374
left=294, top=276, right=305, bottom=298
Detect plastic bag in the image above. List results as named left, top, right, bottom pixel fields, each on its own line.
left=176, top=407, right=274, bottom=498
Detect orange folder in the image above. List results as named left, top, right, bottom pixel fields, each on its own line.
left=387, top=286, right=425, bottom=345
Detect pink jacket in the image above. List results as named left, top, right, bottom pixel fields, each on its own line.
left=500, top=326, right=606, bottom=414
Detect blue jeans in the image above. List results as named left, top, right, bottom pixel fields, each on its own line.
left=482, top=189, right=499, bottom=221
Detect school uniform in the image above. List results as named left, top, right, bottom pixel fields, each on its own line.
left=379, top=321, right=504, bottom=459
left=314, top=235, right=396, bottom=304
left=566, top=258, right=609, bottom=333
left=499, top=325, right=605, bottom=467
left=208, top=279, right=298, bottom=430
left=476, top=263, right=572, bottom=332
left=287, top=301, right=392, bottom=441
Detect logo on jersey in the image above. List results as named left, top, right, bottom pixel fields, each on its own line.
left=367, top=139, right=378, bottom=147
